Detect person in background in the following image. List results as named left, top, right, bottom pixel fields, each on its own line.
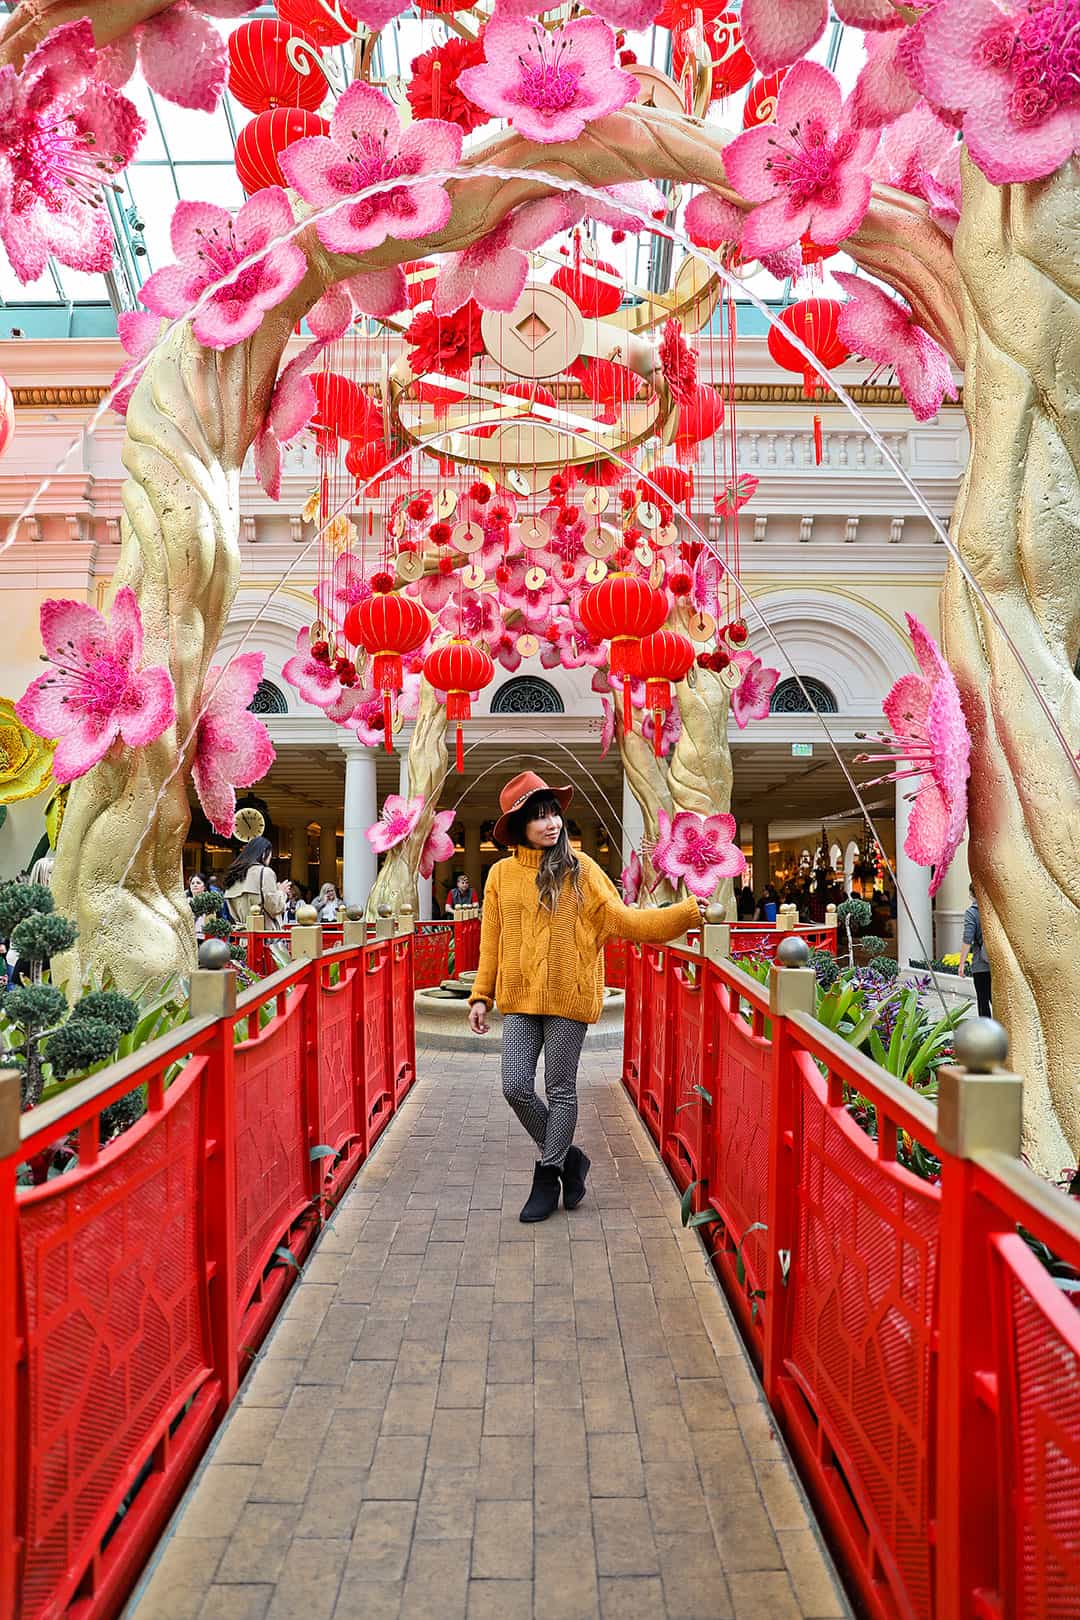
left=735, top=882, right=756, bottom=920
left=279, top=880, right=300, bottom=924
left=224, top=837, right=286, bottom=928
left=187, top=872, right=209, bottom=939
left=958, top=884, right=992, bottom=1018
left=757, top=884, right=779, bottom=923
left=445, top=873, right=478, bottom=915
left=314, top=882, right=340, bottom=923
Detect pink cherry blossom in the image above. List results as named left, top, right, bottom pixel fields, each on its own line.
left=912, top=0, right=1080, bottom=184
left=642, top=704, right=682, bottom=757
left=192, top=652, right=276, bottom=837
left=723, top=61, right=880, bottom=258
left=438, top=589, right=502, bottom=646
left=457, top=15, right=638, bottom=146
left=339, top=0, right=409, bottom=28
left=500, top=558, right=567, bottom=630
left=834, top=271, right=958, bottom=423
left=420, top=809, right=456, bottom=878
left=367, top=793, right=425, bottom=855
left=849, top=25, right=922, bottom=129
left=16, top=587, right=175, bottom=784
left=280, top=80, right=461, bottom=255
left=621, top=850, right=642, bottom=904
left=349, top=670, right=421, bottom=747
left=541, top=616, right=606, bottom=671
left=873, top=101, right=962, bottom=230
left=741, top=0, right=903, bottom=74
left=492, top=629, right=524, bottom=673
left=307, top=268, right=409, bottom=339
left=651, top=808, right=747, bottom=899
left=254, top=338, right=326, bottom=500
left=283, top=626, right=362, bottom=719
left=315, top=550, right=372, bottom=630
left=731, top=657, right=780, bottom=728
left=140, top=187, right=307, bottom=350
left=0, top=19, right=145, bottom=284
left=856, top=613, right=970, bottom=895
left=96, top=0, right=245, bottom=114
left=434, top=196, right=572, bottom=316
left=599, top=695, right=616, bottom=760
left=684, top=192, right=743, bottom=254
left=109, top=311, right=162, bottom=418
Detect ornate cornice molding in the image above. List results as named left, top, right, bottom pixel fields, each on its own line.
left=13, top=386, right=111, bottom=407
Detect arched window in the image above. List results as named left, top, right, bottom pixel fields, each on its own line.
left=769, top=676, right=839, bottom=714
left=247, top=678, right=288, bottom=715
left=491, top=676, right=565, bottom=715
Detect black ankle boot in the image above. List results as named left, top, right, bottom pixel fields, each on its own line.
left=559, top=1145, right=591, bottom=1211
left=520, top=1163, right=561, bottom=1223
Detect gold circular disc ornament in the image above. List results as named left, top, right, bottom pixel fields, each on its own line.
left=481, top=282, right=585, bottom=380
left=395, top=551, right=424, bottom=583
left=585, top=558, right=608, bottom=584
left=477, top=468, right=497, bottom=490
left=659, top=523, right=678, bottom=548
left=635, top=542, right=654, bottom=569
left=393, top=708, right=405, bottom=733
left=391, top=510, right=406, bottom=538
left=687, top=611, right=717, bottom=643
left=582, top=523, right=618, bottom=558
left=435, top=487, right=458, bottom=518
left=451, top=519, right=485, bottom=554
left=518, top=517, right=551, bottom=550
left=720, top=661, right=743, bottom=691
left=583, top=487, right=610, bottom=515
left=649, top=559, right=666, bottom=589
left=506, top=468, right=532, bottom=497
left=637, top=500, right=661, bottom=531
left=516, top=633, right=539, bottom=658
left=631, top=64, right=685, bottom=114
left=462, top=563, right=486, bottom=588
left=525, top=565, right=549, bottom=589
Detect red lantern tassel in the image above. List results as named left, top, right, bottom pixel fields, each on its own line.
left=813, top=414, right=823, bottom=465
left=653, top=711, right=663, bottom=758
left=623, top=679, right=632, bottom=736
left=383, top=691, right=393, bottom=754
left=455, top=725, right=464, bottom=773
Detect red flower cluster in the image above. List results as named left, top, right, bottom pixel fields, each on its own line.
left=405, top=302, right=486, bottom=378
left=370, top=571, right=395, bottom=594
left=407, top=36, right=490, bottom=133
left=407, top=493, right=432, bottom=521
left=667, top=570, right=693, bottom=597
left=660, top=318, right=697, bottom=402
left=697, top=649, right=731, bottom=673
left=429, top=521, right=452, bottom=545
left=725, top=620, right=748, bottom=645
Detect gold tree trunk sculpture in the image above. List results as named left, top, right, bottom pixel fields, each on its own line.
left=364, top=680, right=448, bottom=922
left=668, top=668, right=736, bottom=917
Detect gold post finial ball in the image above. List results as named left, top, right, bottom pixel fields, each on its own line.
left=399, top=902, right=414, bottom=916
left=346, top=905, right=363, bottom=921
left=705, top=902, right=726, bottom=925
left=295, top=902, right=318, bottom=926
left=776, top=936, right=810, bottom=969
left=953, top=1017, right=1009, bottom=1073
left=377, top=903, right=393, bottom=918
left=198, top=938, right=232, bottom=971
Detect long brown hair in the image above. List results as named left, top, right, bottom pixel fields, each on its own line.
left=505, top=792, right=582, bottom=913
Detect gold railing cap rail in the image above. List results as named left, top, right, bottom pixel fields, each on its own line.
left=786, top=1007, right=940, bottom=1138
left=973, top=1147, right=1080, bottom=1244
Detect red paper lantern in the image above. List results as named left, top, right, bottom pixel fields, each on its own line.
left=767, top=299, right=849, bottom=398
left=742, top=69, right=788, bottom=128
left=551, top=258, right=622, bottom=318
left=277, top=0, right=351, bottom=47
left=638, top=464, right=693, bottom=512
left=234, top=107, right=328, bottom=194
left=579, top=574, right=669, bottom=733
left=346, top=587, right=429, bottom=752
left=310, top=372, right=381, bottom=453
left=672, top=11, right=754, bottom=103
left=227, top=19, right=326, bottom=114
left=0, top=375, right=14, bottom=460
left=637, top=630, right=695, bottom=756
left=424, top=638, right=495, bottom=771
left=345, top=437, right=392, bottom=490
left=673, top=382, right=724, bottom=461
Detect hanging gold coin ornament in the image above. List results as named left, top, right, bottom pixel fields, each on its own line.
left=396, top=550, right=425, bottom=583
left=525, top=565, right=548, bottom=589
left=391, top=509, right=407, bottom=538
left=582, top=523, right=617, bottom=558
left=506, top=469, right=532, bottom=496
left=518, top=518, right=551, bottom=550
left=462, top=563, right=486, bottom=588
left=659, top=523, right=678, bottom=548
left=720, top=660, right=743, bottom=691
left=583, top=487, right=610, bottom=515
left=435, top=487, right=458, bottom=518
left=585, top=558, right=608, bottom=584
left=637, top=500, right=661, bottom=531
left=477, top=468, right=497, bottom=490
left=649, top=558, right=667, bottom=590
left=517, top=633, right=540, bottom=658
left=688, top=610, right=716, bottom=643
left=311, top=619, right=328, bottom=643
left=452, top=520, right=485, bottom=554
left=393, top=707, right=405, bottom=733
left=634, top=541, right=654, bottom=569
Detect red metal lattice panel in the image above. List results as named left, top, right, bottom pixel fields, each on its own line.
left=707, top=976, right=771, bottom=1308
left=392, top=939, right=415, bottom=1102
left=362, top=947, right=394, bottom=1148
left=663, top=960, right=705, bottom=1193
left=233, top=991, right=309, bottom=1312
left=789, top=1075, right=939, bottom=1620
left=413, top=926, right=451, bottom=989
left=993, top=1232, right=1080, bottom=1618
left=604, top=937, right=628, bottom=988
left=621, top=944, right=644, bottom=1103
left=455, top=918, right=480, bottom=974
left=17, top=1069, right=213, bottom=1620
left=637, top=946, right=669, bottom=1142
left=318, top=965, right=360, bottom=1163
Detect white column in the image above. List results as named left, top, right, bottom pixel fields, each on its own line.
left=289, top=819, right=311, bottom=883
left=319, top=824, right=338, bottom=889
left=934, top=835, right=970, bottom=959
left=399, top=746, right=432, bottom=920
left=896, top=785, right=934, bottom=968
left=341, top=743, right=377, bottom=909
left=752, top=822, right=771, bottom=893
left=621, top=772, right=644, bottom=868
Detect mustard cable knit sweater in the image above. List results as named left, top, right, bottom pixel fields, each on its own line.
left=468, top=847, right=700, bottom=1025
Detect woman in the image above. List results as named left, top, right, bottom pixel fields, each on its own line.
left=467, top=772, right=703, bottom=1224
left=224, top=836, right=286, bottom=928
left=187, top=871, right=210, bottom=939
left=314, top=882, right=340, bottom=923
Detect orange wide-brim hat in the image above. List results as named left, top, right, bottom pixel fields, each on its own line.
left=493, top=771, right=573, bottom=848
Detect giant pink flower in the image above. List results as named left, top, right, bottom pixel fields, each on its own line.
left=438, top=589, right=502, bottom=645
left=741, top=0, right=904, bottom=74
left=457, top=15, right=638, bottom=145
left=433, top=196, right=572, bottom=316
left=140, top=187, right=307, bottom=350
left=419, top=809, right=456, bottom=878
left=723, top=61, right=880, bottom=258
left=910, top=0, right=1080, bottom=184
left=193, top=651, right=275, bottom=837
left=873, top=102, right=962, bottom=230
left=621, top=850, right=642, bottom=904
left=732, top=657, right=780, bottom=727
left=283, top=626, right=363, bottom=722
left=652, top=808, right=746, bottom=899
left=315, top=550, right=371, bottom=631
left=280, top=80, right=460, bottom=255
left=857, top=613, right=970, bottom=896
left=367, top=793, right=424, bottom=855
left=109, top=311, right=163, bottom=418
left=16, top=588, right=175, bottom=784
left=835, top=270, right=957, bottom=422
left=0, top=19, right=145, bottom=284
left=500, top=557, right=567, bottom=629
left=253, top=338, right=326, bottom=500
left=97, top=0, right=257, bottom=115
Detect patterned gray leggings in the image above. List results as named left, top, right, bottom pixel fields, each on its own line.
left=501, top=1013, right=589, bottom=1168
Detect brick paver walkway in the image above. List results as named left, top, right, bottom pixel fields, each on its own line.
left=130, top=1046, right=850, bottom=1620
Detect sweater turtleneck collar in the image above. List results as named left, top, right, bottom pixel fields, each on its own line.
left=514, top=845, right=544, bottom=870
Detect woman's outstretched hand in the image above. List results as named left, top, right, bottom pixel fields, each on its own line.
left=468, top=1002, right=489, bottom=1035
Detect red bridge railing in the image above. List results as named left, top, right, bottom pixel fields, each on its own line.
left=620, top=934, right=1080, bottom=1620
left=236, top=916, right=481, bottom=989
left=605, top=922, right=837, bottom=989
left=0, top=923, right=415, bottom=1620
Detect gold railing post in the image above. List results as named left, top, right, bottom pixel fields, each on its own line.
left=189, top=938, right=238, bottom=1018
left=290, top=902, right=324, bottom=961
left=936, top=1019, right=1021, bottom=1158
left=342, top=905, right=366, bottom=948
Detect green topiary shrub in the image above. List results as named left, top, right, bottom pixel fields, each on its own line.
left=11, top=911, right=78, bottom=962
left=203, top=916, right=232, bottom=940
left=859, top=934, right=886, bottom=958
left=43, top=1017, right=121, bottom=1080
left=0, top=881, right=53, bottom=934
left=2, top=984, right=66, bottom=1031
left=189, top=891, right=224, bottom=919
left=837, top=897, right=872, bottom=931
left=809, top=948, right=840, bottom=989
left=72, top=990, right=140, bottom=1037
left=869, top=956, right=899, bottom=980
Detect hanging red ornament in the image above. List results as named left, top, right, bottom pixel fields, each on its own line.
left=766, top=299, right=849, bottom=399
left=345, top=588, right=429, bottom=754
left=638, top=464, right=693, bottom=512
left=310, top=373, right=381, bottom=454
left=345, top=437, right=391, bottom=490
left=424, top=639, right=494, bottom=771
left=551, top=258, right=622, bottom=318
left=671, top=11, right=753, bottom=103
left=673, top=383, right=725, bottom=462
left=578, top=574, right=669, bottom=735
left=725, top=621, right=748, bottom=645
left=234, top=106, right=328, bottom=194
left=742, top=69, right=789, bottom=128
left=813, top=414, right=824, bottom=466
left=636, top=630, right=696, bottom=756
left=227, top=19, right=326, bottom=114
left=277, top=0, right=352, bottom=46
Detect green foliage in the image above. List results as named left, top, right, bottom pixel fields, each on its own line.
left=869, top=956, right=899, bottom=980
left=0, top=880, right=53, bottom=935
left=12, top=911, right=77, bottom=962
left=2, top=983, right=66, bottom=1031
left=189, top=891, right=224, bottom=918
left=837, top=898, right=872, bottom=933
left=859, top=934, right=886, bottom=958
left=808, top=948, right=839, bottom=989
left=43, top=1016, right=120, bottom=1079
left=99, top=1086, right=147, bottom=1144
left=203, top=916, right=232, bottom=940
left=72, top=990, right=140, bottom=1037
